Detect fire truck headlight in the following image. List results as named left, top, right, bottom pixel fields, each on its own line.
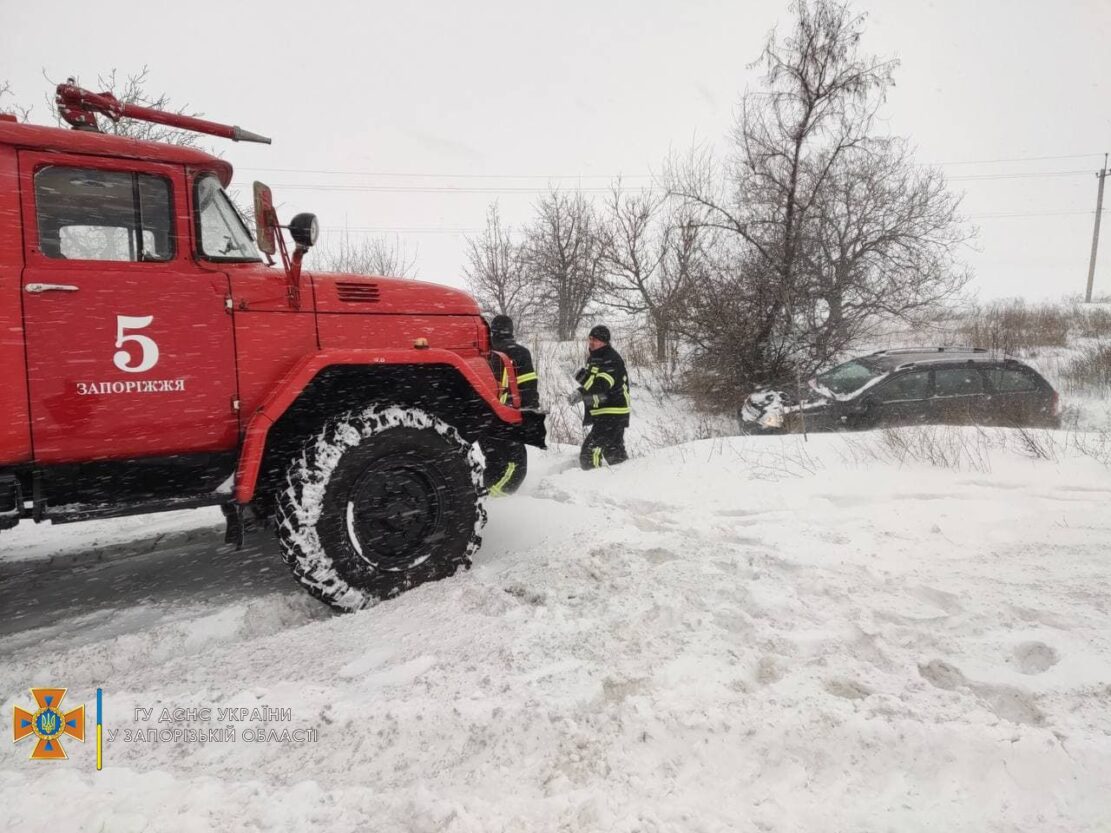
left=289, top=213, right=319, bottom=248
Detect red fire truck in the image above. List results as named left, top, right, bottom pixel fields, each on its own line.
left=0, top=82, right=545, bottom=611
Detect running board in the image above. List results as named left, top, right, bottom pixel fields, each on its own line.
left=42, top=495, right=225, bottom=525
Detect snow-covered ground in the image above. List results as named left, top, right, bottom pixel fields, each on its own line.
left=0, top=504, right=224, bottom=571
left=3, top=427, right=1111, bottom=832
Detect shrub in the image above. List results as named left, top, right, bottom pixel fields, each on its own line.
left=1070, top=302, right=1111, bottom=339
left=960, top=299, right=1069, bottom=353
left=1063, top=342, right=1111, bottom=390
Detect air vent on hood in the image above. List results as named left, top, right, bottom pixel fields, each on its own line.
left=336, top=281, right=381, bottom=303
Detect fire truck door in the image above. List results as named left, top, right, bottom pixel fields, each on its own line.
left=18, top=154, right=239, bottom=463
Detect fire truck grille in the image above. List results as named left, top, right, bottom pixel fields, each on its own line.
left=336, top=282, right=382, bottom=303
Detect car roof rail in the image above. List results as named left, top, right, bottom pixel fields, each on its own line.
left=894, top=358, right=991, bottom=371
left=870, top=346, right=987, bottom=356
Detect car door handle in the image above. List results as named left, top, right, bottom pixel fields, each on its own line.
left=25, top=283, right=80, bottom=293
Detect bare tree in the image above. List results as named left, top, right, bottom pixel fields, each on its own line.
left=669, top=0, right=968, bottom=392
left=600, top=183, right=710, bottom=360
left=730, top=0, right=895, bottom=291
left=800, top=137, right=973, bottom=362
left=522, top=188, right=603, bottom=341
left=317, top=232, right=419, bottom=278
left=49, top=67, right=204, bottom=148
left=464, top=202, right=538, bottom=325
left=0, top=80, right=32, bottom=121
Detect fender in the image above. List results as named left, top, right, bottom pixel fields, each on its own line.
left=489, top=350, right=521, bottom=407
left=234, top=348, right=524, bottom=503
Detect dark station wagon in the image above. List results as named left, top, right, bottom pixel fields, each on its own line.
left=740, top=348, right=1061, bottom=434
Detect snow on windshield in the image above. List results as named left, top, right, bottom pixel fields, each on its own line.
left=816, top=359, right=883, bottom=395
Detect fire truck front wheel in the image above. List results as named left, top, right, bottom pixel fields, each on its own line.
left=276, top=404, right=487, bottom=612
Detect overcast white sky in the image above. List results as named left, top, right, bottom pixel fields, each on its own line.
left=3, top=0, right=1109, bottom=299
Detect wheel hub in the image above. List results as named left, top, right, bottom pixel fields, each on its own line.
left=347, top=462, right=444, bottom=570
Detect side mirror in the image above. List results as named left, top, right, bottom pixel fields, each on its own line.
left=288, top=213, right=319, bottom=249
left=253, top=181, right=276, bottom=256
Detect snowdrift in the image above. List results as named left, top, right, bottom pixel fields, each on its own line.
left=3, top=427, right=1110, bottom=831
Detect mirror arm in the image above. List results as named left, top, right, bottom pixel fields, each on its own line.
left=264, top=211, right=301, bottom=310
left=271, top=210, right=291, bottom=274
left=288, top=246, right=305, bottom=311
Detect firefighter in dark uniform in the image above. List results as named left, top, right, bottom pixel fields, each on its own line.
left=568, top=325, right=630, bottom=469
left=482, top=314, right=539, bottom=495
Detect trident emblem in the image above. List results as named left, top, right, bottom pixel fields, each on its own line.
left=12, top=688, right=85, bottom=760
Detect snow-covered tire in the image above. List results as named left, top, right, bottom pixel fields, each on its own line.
left=276, top=405, right=486, bottom=612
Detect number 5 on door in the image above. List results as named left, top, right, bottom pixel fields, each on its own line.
left=113, top=315, right=160, bottom=373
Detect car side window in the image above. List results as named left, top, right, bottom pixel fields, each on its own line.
left=34, top=165, right=174, bottom=262
left=984, top=368, right=1038, bottom=393
left=933, top=367, right=984, bottom=397
left=876, top=371, right=930, bottom=402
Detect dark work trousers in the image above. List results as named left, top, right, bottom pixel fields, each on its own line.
left=579, top=420, right=629, bottom=470
left=481, top=438, right=528, bottom=495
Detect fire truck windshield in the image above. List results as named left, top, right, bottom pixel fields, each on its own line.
left=195, top=174, right=260, bottom=262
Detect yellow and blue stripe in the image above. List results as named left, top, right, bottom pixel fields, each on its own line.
left=96, top=688, right=103, bottom=771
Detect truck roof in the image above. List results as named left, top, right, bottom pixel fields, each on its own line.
left=0, top=120, right=233, bottom=186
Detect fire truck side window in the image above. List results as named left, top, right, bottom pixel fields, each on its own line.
left=195, top=174, right=260, bottom=261
left=34, top=166, right=174, bottom=262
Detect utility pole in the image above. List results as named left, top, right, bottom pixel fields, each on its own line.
left=1085, top=153, right=1109, bottom=303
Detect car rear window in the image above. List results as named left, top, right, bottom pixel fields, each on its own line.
left=984, top=368, right=1039, bottom=393
left=877, top=371, right=930, bottom=402
left=933, top=367, right=983, bottom=397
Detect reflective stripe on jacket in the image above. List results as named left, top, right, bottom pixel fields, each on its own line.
left=492, top=338, right=540, bottom=410
left=575, top=344, right=630, bottom=426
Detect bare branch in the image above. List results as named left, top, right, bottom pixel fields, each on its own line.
left=44, top=67, right=204, bottom=147
left=463, top=202, right=540, bottom=327
left=520, top=188, right=604, bottom=340
left=0, top=80, right=32, bottom=122
left=316, top=232, right=419, bottom=279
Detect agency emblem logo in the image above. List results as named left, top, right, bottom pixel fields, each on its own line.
left=12, top=687, right=85, bottom=760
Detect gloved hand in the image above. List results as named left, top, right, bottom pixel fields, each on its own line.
left=566, top=390, right=584, bottom=406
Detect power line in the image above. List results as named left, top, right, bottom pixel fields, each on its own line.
left=248, top=168, right=1095, bottom=196
left=313, top=208, right=1104, bottom=236
left=931, top=152, right=1105, bottom=166
left=948, top=170, right=1092, bottom=182
left=969, top=209, right=1098, bottom=219
left=321, top=226, right=483, bottom=234
left=260, top=183, right=617, bottom=194
left=241, top=166, right=653, bottom=180
left=236, top=152, right=1107, bottom=182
